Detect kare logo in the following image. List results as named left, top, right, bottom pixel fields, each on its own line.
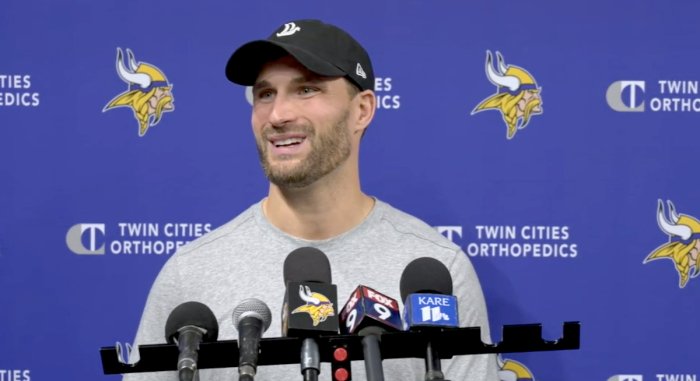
left=644, top=200, right=700, bottom=288
left=498, top=355, right=535, bottom=381
left=292, top=285, right=335, bottom=326
left=103, top=48, right=174, bottom=137
left=471, top=51, right=543, bottom=140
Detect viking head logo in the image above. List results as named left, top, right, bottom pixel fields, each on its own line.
left=497, top=355, right=535, bottom=381
left=103, top=48, right=174, bottom=136
left=471, top=51, right=542, bottom=139
left=292, top=285, right=335, bottom=326
left=645, top=200, right=700, bottom=288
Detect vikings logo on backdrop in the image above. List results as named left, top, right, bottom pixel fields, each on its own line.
left=644, top=200, right=700, bottom=288
left=103, top=48, right=174, bottom=137
left=471, top=51, right=542, bottom=139
left=498, top=355, right=535, bottom=381
left=292, top=285, right=335, bottom=326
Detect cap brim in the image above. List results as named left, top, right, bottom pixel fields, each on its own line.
left=225, top=40, right=345, bottom=86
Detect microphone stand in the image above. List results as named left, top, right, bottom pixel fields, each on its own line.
left=361, top=334, right=385, bottom=381
left=237, top=315, right=264, bottom=381
left=100, top=322, right=582, bottom=377
left=300, top=338, right=320, bottom=381
left=424, top=341, right=450, bottom=381
left=175, top=326, right=205, bottom=381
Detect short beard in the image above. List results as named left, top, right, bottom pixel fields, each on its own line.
left=256, top=109, right=352, bottom=189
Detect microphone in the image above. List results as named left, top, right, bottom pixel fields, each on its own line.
left=232, top=298, right=273, bottom=381
left=400, top=257, right=458, bottom=381
left=164, top=301, right=219, bottom=381
left=339, top=286, right=403, bottom=381
left=281, top=247, right=339, bottom=381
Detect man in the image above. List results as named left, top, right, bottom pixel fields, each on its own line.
left=123, top=19, right=498, bottom=381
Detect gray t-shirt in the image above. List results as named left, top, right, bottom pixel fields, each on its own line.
left=122, top=197, right=499, bottom=381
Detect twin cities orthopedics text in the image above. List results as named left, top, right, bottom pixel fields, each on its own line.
left=467, top=225, right=577, bottom=258
left=110, top=223, right=213, bottom=255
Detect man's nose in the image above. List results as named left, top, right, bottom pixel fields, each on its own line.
left=269, top=95, right=298, bottom=127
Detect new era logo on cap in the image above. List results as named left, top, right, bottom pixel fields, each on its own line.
left=356, top=63, right=366, bottom=79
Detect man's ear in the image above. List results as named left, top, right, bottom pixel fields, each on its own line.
left=353, top=89, right=376, bottom=137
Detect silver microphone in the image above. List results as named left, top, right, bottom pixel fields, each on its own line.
left=233, top=298, right=273, bottom=381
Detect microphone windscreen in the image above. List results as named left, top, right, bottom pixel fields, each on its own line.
left=165, top=301, right=219, bottom=344
left=400, top=257, right=453, bottom=301
left=283, top=247, right=332, bottom=284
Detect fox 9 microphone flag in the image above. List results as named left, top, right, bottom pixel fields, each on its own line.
left=0, top=0, right=696, bottom=380
left=340, top=285, right=403, bottom=334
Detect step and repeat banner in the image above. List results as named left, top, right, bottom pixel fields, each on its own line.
left=0, top=0, right=696, bottom=380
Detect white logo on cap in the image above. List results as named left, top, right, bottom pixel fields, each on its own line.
left=356, top=63, right=367, bottom=79
left=277, top=22, right=301, bottom=37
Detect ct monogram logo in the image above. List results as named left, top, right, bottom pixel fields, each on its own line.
left=606, top=81, right=645, bottom=112
left=66, top=223, right=106, bottom=255
left=435, top=226, right=463, bottom=243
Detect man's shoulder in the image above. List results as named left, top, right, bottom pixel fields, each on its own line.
left=377, top=199, right=461, bottom=254
left=172, top=202, right=260, bottom=259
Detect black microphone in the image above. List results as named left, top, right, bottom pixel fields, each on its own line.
left=165, top=301, right=219, bottom=381
left=339, top=286, right=403, bottom=381
left=281, top=247, right=339, bottom=381
left=232, top=298, right=272, bottom=381
left=400, top=257, right=458, bottom=381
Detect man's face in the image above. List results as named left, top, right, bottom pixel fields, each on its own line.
left=250, top=55, right=354, bottom=189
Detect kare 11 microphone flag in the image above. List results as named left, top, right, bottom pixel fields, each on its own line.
left=0, top=0, right=695, bottom=380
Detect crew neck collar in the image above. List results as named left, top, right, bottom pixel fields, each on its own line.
left=252, top=196, right=386, bottom=251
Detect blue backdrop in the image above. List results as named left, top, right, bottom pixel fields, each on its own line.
left=0, top=0, right=696, bottom=380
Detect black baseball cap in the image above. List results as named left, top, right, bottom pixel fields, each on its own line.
left=225, top=19, right=375, bottom=93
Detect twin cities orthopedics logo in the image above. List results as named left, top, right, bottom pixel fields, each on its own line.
left=373, top=77, right=400, bottom=110
left=66, top=223, right=212, bottom=256
left=0, top=75, right=40, bottom=107
left=244, top=75, right=400, bottom=110
left=0, top=370, right=31, bottom=381
left=607, top=80, right=700, bottom=112
left=608, top=374, right=698, bottom=381
left=435, top=225, right=577, bottom=258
